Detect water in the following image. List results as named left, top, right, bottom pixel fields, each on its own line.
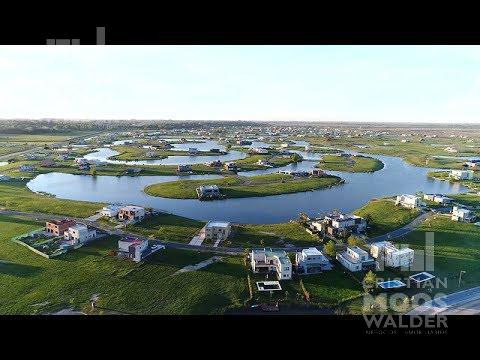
left=27, top=152, right=468, bottom=224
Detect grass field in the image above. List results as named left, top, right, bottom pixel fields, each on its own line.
left=235, top=154, right=297, bottom=170
left=318, top=154, right=384, bottom=173
left=400, top=216, right=480, bottom=293
left=126, top=214, right=206, bottom=243
left=227, top=221, right=319, bottom=248
left=0, top=180, right=102, bottom=218
left=0, top=214, right=248, bottom=314
left=354, top=199, right=421, bottom=237
left=144, top=173, right=343, bottom=199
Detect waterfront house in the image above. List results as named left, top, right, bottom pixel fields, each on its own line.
left=237, top=140, right=252, bottom=146
left=75, top=158, right=89, bottom=165
left=310, top=212, right=367, bottom=238
left=196, top=185, right=222, bottom=199
left=395, top=194, right=424, bottom=209
left=310, top=169, right=326, bottom=177
left=452, top=206, right=476, bottom=222
left=295, top=248, right=332, bottom=274
left=256, top=159, right=272, bottom=166
left=224, top=162, right=237, bottom=172
left=19, top=165, right=36, bottom=172
left=46, top=219, right=76, bottom=236
left=126, top=168, right=142, bottom=175
left=188, top=148, right=199, bottom=155
left=118, top=205, right=146, bottom=222
left=117, top=236, right=149, bottom=263
left=40, top=159, right=56, bottom=167
left=177, top=164, right=192, bottom=172
left=205, top=221, right=231, bottom=242
left=464, top=160, right=480, bottom=168
left=101, top=205, right=122, bottom=218
left=370, top=241, right=414, bottom=269
left=250, top=248, right=292, bottom=280
left=336, top=246, right=376, bottom=272
left=145, top=151, right=157, bottom=158
left=250, top=147, right=269, bottom=154
left=79, top=163, right=90, bottom=171
left=423, top=194, right=453, bottom=205
left=450, top=169, right=474, bottom=180
left=210, top=148, right=221, bottom=153
left=64, top=224, right=97, bottom=244
left=206, top=160, right=223, bottom=167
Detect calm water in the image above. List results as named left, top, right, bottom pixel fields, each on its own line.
left=27, top=152, right=467, bottom=224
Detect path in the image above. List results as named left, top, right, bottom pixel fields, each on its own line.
left=172, top=256, right=223, bottom=276
left=407, top=286, right=480, bottom=315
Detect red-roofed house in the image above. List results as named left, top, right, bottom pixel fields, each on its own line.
left=46, top=219, right=76, bottom=236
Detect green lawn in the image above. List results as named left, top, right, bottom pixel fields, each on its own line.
left=0, top=214, right=248, bottom=314
left=400, top=216, right=480, bottom=293
left=235, top=154, right=297, bottom=170
left=144, top=173, right=343, bottom=199
left=318, top=154, right=384, bottom=173
left=227, top=221, right=319, bottom=248
left=0, top=180, right=102, bottom=218
left=126, top=213, right=206, bottom=243
left=354, top=199, right=421, bottom=237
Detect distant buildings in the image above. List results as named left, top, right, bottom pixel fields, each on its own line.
left=196, top=185, right=222, bottom=200
left=118, top=205, right=146, bottom=222
left=450, top=170, right=474, bottom=180
left=19, top=165, right=36, bottom=172
left=250, top=248, right=292, bottom=280
left=40, top=159, right=56, bottom=167
left=444, top=147, right=458, bottom=153
left=310, top=169, right=326, bottom=177
left=395, top=194, right=424, bottom=209
left=177, top=164, right=192, bottom=172
left=224, top=162, right=238, bottom=172
left=452, top=206, right=476, bottom=222
left=295, top=248, right=332, bottom=274
left=370, top=241, right=414, bottom=269
left=206, top=160, right=223, bottom=167
left=336, top=246, right=376, bottom=272
left=464, top=160, right=480, bottom=169
left=101, top=205, right=122, bottom=218
left=250, top=147, right=269, bottom=154
left=188, top=148, right=199, bottom=155
left=205, top=221, right=231, bottom=242
left=310, top=212, right=367, bottom=238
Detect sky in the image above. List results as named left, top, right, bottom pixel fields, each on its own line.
left=1, top=45, right=480, bottom=123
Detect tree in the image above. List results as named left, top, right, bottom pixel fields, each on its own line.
left=323, top=240, right=336, bottom=257
left=363, top=271, right=377, bottom=292
left=90, top=167, right=97, bottom=176
left=347, top=235, right=366, bottom=247
left=291, top=153, right=303, bottom=163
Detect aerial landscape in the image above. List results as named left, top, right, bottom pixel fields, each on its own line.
left=1, top=45, right=480, bottom=321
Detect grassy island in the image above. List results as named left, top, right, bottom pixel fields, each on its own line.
left=318, top=154, right=384, bottom=173
left=143, top=173, right=343, bottom=199
left=110, top=145, right=225, bottom=161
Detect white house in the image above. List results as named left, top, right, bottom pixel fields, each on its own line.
left=450, top=170, right=474, bottom=180
left=444, top=147, right=458, bottom=153
left=188, top=148, right=199, bottom=155
left=336, top=246, right=376, bottom=272
left=204, top=221, right=231, bottom=242
left=452, top=206, right=476, bottom=222
left=370, top=241, right=414, bottom=269
left=118, top=205, right=146, bottom=222
left=118, top=236, right=149, bottom=263
left=63, top=224, right=97, bottom=244
left=395, top=194, right=424, bottom=209
left=250, top=147, right=269, bottom=154
left=295, top=248, right=332, bottom=274
left=423, top=194, right=453, bottom=205
left=250, top=248, right=292, bottom=280
left=101, top=205, right=122, bottom=218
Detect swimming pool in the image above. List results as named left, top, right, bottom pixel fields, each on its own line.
left=377, top=280, right=407, bottom=289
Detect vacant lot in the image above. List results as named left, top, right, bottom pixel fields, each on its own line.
left=354, top=199, right=421, bottom=237
left=144, top=173, right=342, bottom=199
left=0, top=214, right=248, bottom=314
left=318, top=154, right=384, bottom=173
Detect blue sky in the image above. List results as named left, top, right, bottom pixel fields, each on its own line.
left=1, top=45, right=480, bottom=122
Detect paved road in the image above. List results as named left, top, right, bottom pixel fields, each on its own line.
left=407, top=285, right=480, bottom=315
left=368, top=211, right=431, bottom=243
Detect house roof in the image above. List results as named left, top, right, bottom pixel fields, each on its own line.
left=207, top=221, right=230, bottom=228
left=302, top=247, right=323, bottom=256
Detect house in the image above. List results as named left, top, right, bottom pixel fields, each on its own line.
left=145, top=151, right=157, bottom=158
left=209, top=148, right=221, bottom=153
left=46, top=219, right=76, bottom=236
left=224, top=162, right=237, bottom=171
left=423, top=194, right=453, bottom=205
left=188, top=148, right=199, bottom=155
left=79, top=163, right=90, bottom=171
left=310, top=169, right=326, bottom=177
left=196, top=185, right=222, bottom=199
left=118, top=205, right=146, bottom=222
left=250, top=248, right=292, bottom=280
left=311, top=212, right=367, bottom=238
left=250, top=147, right=269, bottom=154
left=101, top=204, right=122, bottom=218
left=63, top=224, right=97, bottom=244
left=370, top=241, right=414, bottom=269
left=450, top=170, right=474, bottom=180
left=452, top=206, right=476, bottom=222
left=237, top=140, right=252, bottom=146
left=177, top=164, right=192, bottom=172
left=19, top=165, right=36, bottom=172
left=205, top=221, right=231, bottom=242
left=40, top=159, right=56, bottom=167
left=464, top=160, right=480, bottom=168
left=395, top=194, right=424, bottom=209
left=126, top=167, right=142, bottom=175
left=206, top=160, right=223, bottom=167
left=117, top=236, right=149, bottom=263
left=75, top=157, right=89, bottom=165
left=444, top=147, right=458, bottom=153
left=336, top=246, right=376, bottom=272
left=256, top=159, right=272, bottom=166
left=295, top=248, right=332, bottom=274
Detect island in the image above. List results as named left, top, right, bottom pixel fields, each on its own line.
left=317, top=154, right=384, bottom=173
left=143, top=173, right=343, bottom=199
